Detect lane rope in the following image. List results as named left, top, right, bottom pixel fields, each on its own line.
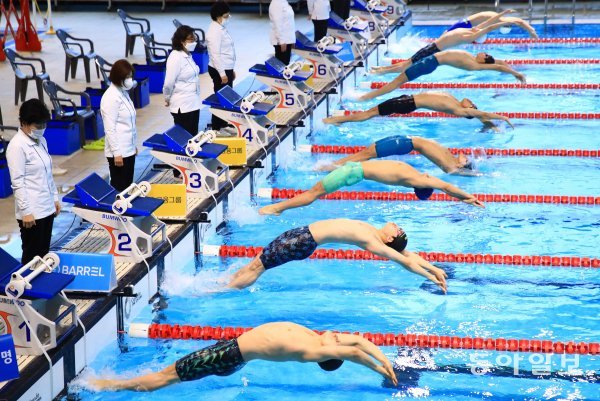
left=339, top=110, right=600, bottom=119
left=364, top=82, right=600, bottom=90
left=203, top=244, right=600, bottom=268
left=390, top=58, right=600, bottom=65
left=420, top=37, right=600, bottom=45
left=131, top=323, right=600, bottom=356
left=306, top=144, right=600, bottom=158
left=258, top=187, right=600, bottom=206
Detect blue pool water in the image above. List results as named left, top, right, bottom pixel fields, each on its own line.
left=69, top=23, right=600, bottom=401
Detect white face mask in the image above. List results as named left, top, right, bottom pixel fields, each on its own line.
left=30, top=128, right=45, bottom=141
left=221, top=17, right=230, bottom=27
left=122, top=77, right=134, bottom=90
left=185, top=42, right=197, bottom=52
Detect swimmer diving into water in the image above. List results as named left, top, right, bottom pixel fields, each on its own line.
left=371, top=9, right=522, bottom=76
left=359, top=51, right=526, bottom=101
left=323, top=91, right=514, bottom=130
left=227, top=219, right=448, bottom=291
left=319, top=135, right=477, bottom=175
left=259, top=159, right=484, bottom=216
left=89, top=322, right=398, bottom=391
left=446, top=11, right=538, bottom=38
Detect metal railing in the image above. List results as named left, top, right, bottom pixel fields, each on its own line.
left=494, top=0, right=578, bottom=29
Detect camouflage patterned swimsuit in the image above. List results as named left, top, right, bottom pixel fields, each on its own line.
left=175, top=339, right=246, bottom=382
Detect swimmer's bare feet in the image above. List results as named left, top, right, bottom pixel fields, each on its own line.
left=259, top=204, right=281, bottom=215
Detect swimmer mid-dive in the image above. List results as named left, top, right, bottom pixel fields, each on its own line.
left=227, top=219, right=448, bottom=291
left=319, top=135, right=477, bottom=176
left=324, top=91, right=513, bottom=130
left=360, top=50, right=526, bottom=101
left=371, top=9, right=519, bottom=76
left=446, top=11, right=538, bottom=38
left=89, top=322, right=398, bottom=391
left=258, top=159, right=484, bottom=216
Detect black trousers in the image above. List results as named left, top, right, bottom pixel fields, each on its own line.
left=274, top=44, right=293, bottom=66
left=107, top=154, right=136, bottom=192
left=313, top=19, right=329, bottom=42
left=18, top=213, right=55, bottom=265
left=208, top=66, right=235, bottom=130
left=331, top=0, right=350, bottom=19
left=171, top=109, right=200, bottom=136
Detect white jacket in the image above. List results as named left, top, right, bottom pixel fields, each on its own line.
left=269, top=0, right=296, bottom=45
left=207, top=21, right=236, bottom=76
left=307, top=0, right=330, bottom=20
left=163, top=50, right=201, bottom=114
left=6, top=129, right=58, bottom=220
left=100, top=84, right=137, bottom=158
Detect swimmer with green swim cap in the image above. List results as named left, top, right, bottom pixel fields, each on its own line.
left=258, top=160, right=484, bottom=216
left=89, top=322, right=398, bottom=391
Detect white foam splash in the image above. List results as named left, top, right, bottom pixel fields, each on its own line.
left=341, top=88, right=364, bottom=102
left=161, top=262, right=243, bottom=296
left=226, top=200, right=265, bottom=226
left=388, top=35, right=428, bottom=57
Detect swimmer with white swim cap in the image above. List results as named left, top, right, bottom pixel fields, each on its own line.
left=227, top=218, right=448, bottom=292
left=372, top=9, right=523, bottom=76
left=89, top=322, right=399, bottom=391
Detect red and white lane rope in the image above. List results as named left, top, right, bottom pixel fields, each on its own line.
left=420, top=37, right=600, bottom=45
left=337, top=110, right=600, bottom=119
left=362, top=82, right=600, bottom=90
left=305, top=144, right=600, bottom=158
left=202, top=244, right=600, bottom=268
left=129, top=323, right=600, bottom=356
left=390, top=58, right=600, bottom=65
left=257, top=188, right=600, bottom=206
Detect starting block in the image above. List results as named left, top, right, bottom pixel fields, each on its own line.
left=350, top=0, right=390, bottom=42
left=250, top=57, right=314, bottom=124
left=0, top=249, right=77, bottom=355
left=293, top=32, right=345, bottom=92
left=379, top=0, right=408, bottom=23
left=143, top=126, right=231, bottom=198
left=327, top=12, right=370, bottom=62
left=203, top=86, right=276, bottom=152
left=62, top=173, right=166, bottom=263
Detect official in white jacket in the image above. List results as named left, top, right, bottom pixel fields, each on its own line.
left=269, top=0, right=296, bottom=65
left=206, top=1, right=236, bottom=131
left=6, top=99, right=60, bottom=265
left=307, top=0, right=331, bottom=42
left=164, top=25, right=201, bottom=136
left=100, top=59, right=137, bottom=192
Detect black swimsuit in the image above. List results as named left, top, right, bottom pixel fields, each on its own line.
left=377, top=95, right=417, bottom=116
left=259, top=226, right=319, bottom=270
left=175, top=339, right=246, bottom=382
left=410, top=43, right=441, bottom=64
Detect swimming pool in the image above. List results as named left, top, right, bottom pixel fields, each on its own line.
left=67, top=23, right=600, bottom=401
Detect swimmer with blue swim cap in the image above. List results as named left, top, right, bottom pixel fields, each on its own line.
left=360, top=50, right=526, bottom=101
left=89, top=322, right=399, bottom=391
left=320, top=135, right=478, bottom=176
left=372, top=9, right=524, bottom=76
left=259, top=159, right=484, bottom=216
left=228, top=218, right=448, bottom=292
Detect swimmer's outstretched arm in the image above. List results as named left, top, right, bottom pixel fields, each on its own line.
left=89, top=365, right=179, bottom=392
left=501, top=16, right=538, bottom=38
left=402, top=250, right=448, bottom=293
left=474, top=9, right=514, bottom=30
left=470, top=21, right=517, bottom=41
left=337, top=334, right=396, bottom=374
left=408, top=174, right=485, bottom=208
left=359, top=74, right=408, bottom=101
left=480, top=63, right=526, bottom=83
left=459, top=108, right=514, bottom=129
left=259, top=181, right=326, bottom=215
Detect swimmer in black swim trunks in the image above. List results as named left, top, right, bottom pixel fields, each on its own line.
left=359, top=50, right=526, bottom=101
left=89, top=322, right=399, bottom=391
left=319, top=135, right=478, bottom=175
left=371, top=9, right=520, bottom=76
left=228, top=219, right=448, bottom=291
left=324, top=91, right=514, bottom=131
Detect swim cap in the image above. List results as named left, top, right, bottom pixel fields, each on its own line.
left=318, top=359, right=344, bottom=371
left=483, top=53, right=495, bottom=64
left=499, top=26, right=512, bottom=34
left=414, top=187, right=434, bottom=200
left=473, top=34, right=487, bottom=44
left=386, top=230, right=408, bottom=253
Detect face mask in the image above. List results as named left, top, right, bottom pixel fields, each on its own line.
left=221, top=17, right=230, bottom=27
left=122, top=78, right=134, bottom=90
left=31, top=128, right=45, bottom=140
left=185, top=42, right=197, bottom=52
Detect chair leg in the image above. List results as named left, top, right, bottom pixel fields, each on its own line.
left=65, top=56, right=70, bottom=81
left=92, top=112, right=99, bottom=139
left=76, top=117, right=86, bottom=147
left=20, top=80, right=28, bottom=102
left=35, top=78, right=44, bottom=102
left=83, top=58, right=91, bottom=83
left=14, top=77, right=20, bottom=105
left=71, top=59, right=78, bottom=79
left=94, top=59, right=100, bottom=79
left=129, top=35, right=136, bottom=55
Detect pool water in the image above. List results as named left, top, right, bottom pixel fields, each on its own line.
left=68, top=23, right=600, bottom=401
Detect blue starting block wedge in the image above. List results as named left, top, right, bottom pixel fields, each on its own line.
left=328, top=11, right=369, bottom=32
left=143, top=125, right=228, bottom=157
left=203, top=86, right=275, bottom=115
left=249, top=57, right=312, bottom=81
left=351, top=0, right=387, bottom=13
left=0, top=248, right=74, bottom=300
left=295, top=31, right=343, bottom=54
left=62, top=173, right=164, bottom=216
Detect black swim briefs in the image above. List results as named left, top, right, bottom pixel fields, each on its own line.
left=259, top=226, right=319, bottom=270
left=175, top=338, right=246, bottom=382
left=377, top=95, right=417, bottom=116
left=410, top=43, right=441, bottom=64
